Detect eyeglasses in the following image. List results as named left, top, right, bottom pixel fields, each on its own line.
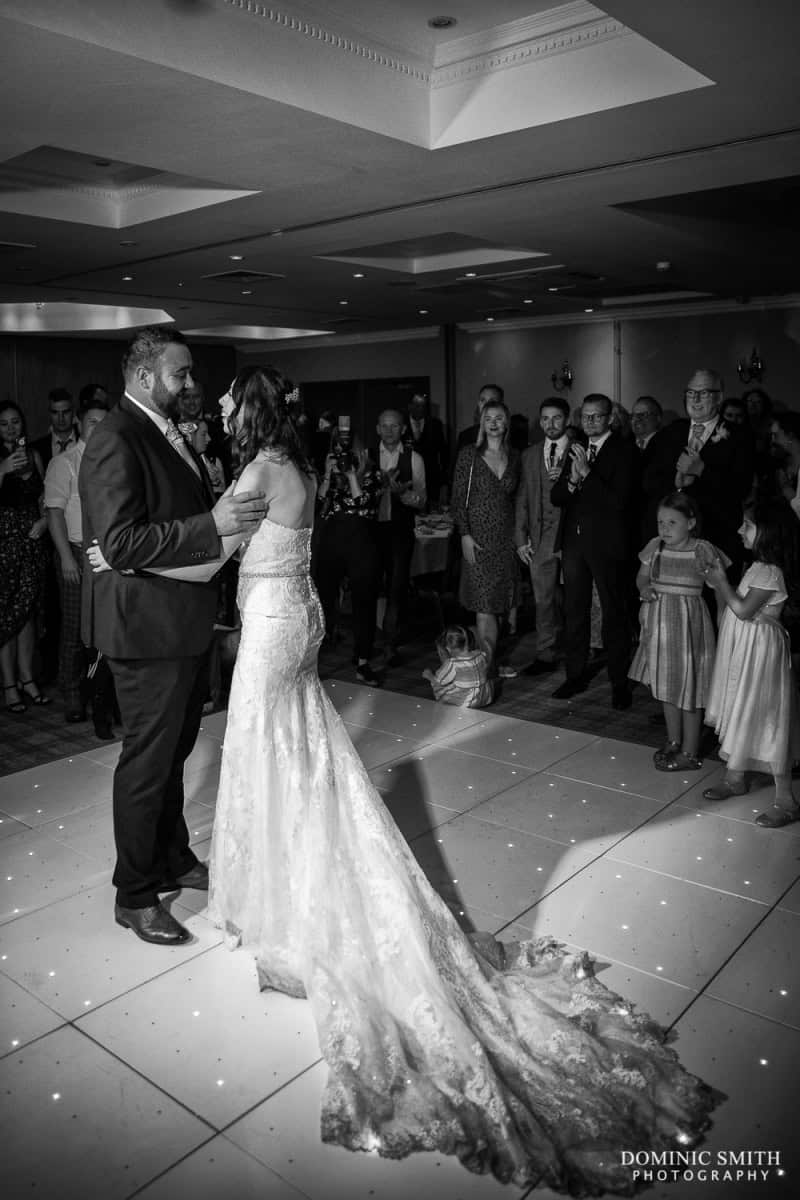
left=685, top=388, right=720, bottom=401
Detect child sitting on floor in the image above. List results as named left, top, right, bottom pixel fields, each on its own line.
left=423, top=624, right=494, bottom=708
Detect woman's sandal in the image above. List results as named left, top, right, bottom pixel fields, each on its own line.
left=657, top=750, right=704, bottom=773
left=755, top=804, right=800, bottom=829
left=3, top=684, right=27, bottom=714
left=18, top=680, right=51, bottom=706
left=653, top=741, right=680, bottom=768
left=702, top=779, right=749, bottom=801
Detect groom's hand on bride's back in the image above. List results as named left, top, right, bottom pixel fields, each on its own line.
left=212, top=482, right=267, bottom=536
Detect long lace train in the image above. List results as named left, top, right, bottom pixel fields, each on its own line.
left=207, top=519, right=715, bottom=1195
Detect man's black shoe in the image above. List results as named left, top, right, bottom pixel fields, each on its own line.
left=612, top=685, right=633, bottom=711
left=158, top=862, right=209, bottom=892
left=522, top=659, right=558, bottom=677
left=552, top=677, right=588, bottom=700
left=115, top=902, right=191, bottom=945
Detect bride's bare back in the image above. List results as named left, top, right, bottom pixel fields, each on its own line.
left=237, top=451, right=316, bottom=530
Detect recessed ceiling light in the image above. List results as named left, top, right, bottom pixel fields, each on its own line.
left=230, top=254, right=244, bottom=261
left=339, top=299, right=348, bottom=305
left=428, top=16, right=457, bottom=30
left=122, top=275, right=133, bottom=281
left=353, top=272, right=364, bottom=279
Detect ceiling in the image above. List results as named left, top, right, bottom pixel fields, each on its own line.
left=1, top=0, right=799, bottom=349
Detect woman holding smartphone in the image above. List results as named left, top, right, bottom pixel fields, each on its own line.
left=0, top=402, right=49, bottom=712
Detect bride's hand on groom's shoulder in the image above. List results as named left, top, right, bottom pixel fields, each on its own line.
left=212, top=481, right=267, bottom=537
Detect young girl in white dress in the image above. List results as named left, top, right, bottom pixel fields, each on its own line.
left=629, top=492, right=727, bottom=772
left=703, top=500, right=800, bottom=826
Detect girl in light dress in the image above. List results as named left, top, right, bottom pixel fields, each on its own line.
left=629, top=492, right=726, bottom=771
left=422, top=623, right=494, bottom=708
left=703, top=500, right=800, bottom=826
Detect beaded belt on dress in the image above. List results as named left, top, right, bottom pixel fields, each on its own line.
left=240, top=566, right=307, bottom=579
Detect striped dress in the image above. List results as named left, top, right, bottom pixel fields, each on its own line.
left=628, top=537, right=727, bottom=708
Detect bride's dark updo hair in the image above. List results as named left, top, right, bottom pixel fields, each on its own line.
left=230, top=365, right=314, bottom=478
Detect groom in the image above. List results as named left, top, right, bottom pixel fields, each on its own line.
left=80, top=327, right=265, bottom=945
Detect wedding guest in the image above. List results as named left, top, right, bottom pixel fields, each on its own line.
left=0, top=403, right=49, bottom=713
left=405, top=391, right=448, bottom=508
left=44, top=401, right=116, bottom=735
left=453, top=399, right=520, bottom=675
left=515, top=397, right=569, bottom=675
left=551, top=393, right=637, bottom=709
left=647, top=368, right=755, bottom=578
left=422, top=624, right=493, bottom=708
left=315, top=427, right=382, bottom=685
left=373, top=409, right=426, bottom=665
left=455, top=384, right=503, bottom=452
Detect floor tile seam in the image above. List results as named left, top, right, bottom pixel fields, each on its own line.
left=122, top=1129, right=221, bottom=1200
left=67, top=939, right=225, bottom=1025
left=216, top=1057, right=326, bottom=1138
left=0, top=1014, right=72, bottom=1061
left=462, top=791, right=674, bottom=847
left=69, top=1020, right=223, bottom=1131
left=669, top=799, right=800, bottom=838
left=543, top=770, right=689, bottom=804
left=673, top=989, right=800, bottom=1036
left=700, top=990, right=800, bottom=1033
left=603, top=853, right=785, bottom=904
left=0, top=874, right=114, bottom=929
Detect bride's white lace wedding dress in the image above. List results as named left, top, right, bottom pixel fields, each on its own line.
left=207, top=518, right=715, bottom=1195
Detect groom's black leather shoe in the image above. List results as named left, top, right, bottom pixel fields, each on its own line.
left=115, top=902, right=191, bottom=945
left=158, top=862, right=209, bottom=892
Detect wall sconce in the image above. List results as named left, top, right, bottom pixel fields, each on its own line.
left=551, top=360, right=573, bottom=392
left=737, top=347, right=764, bottom=384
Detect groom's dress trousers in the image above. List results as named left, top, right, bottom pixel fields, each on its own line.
left=79, top=396, right=220, bottom=908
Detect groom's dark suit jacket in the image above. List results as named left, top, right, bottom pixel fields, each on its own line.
left=79, top=394, right=220, bottom=657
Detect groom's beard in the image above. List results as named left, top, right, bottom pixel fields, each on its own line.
left=151, top=377, right=182, bottom=421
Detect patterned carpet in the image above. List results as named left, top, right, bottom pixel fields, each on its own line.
left=1, top=595, right=691, bottom=777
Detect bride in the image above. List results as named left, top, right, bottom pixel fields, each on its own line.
left=92, top=365, right=715, bottom=1193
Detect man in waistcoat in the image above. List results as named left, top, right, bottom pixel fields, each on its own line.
left=374, top=409, right=426, bottom=666
left=515, top=397, right=570, bottom=675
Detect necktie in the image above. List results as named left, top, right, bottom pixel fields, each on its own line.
left=165, top=419, right=200, bottom=478
left=689, top=422, right=705, bottom=453
left=587, top=443, right=597, bottom=465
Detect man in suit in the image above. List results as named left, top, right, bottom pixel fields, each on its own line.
left=515, top=396, right=570, bottom=675
left=32, top=388, right=79, bottom=468
left=405, top=392, right=448, bottom=508
left=631, top=395, right=672, bottom=543
left=80, top=327, right=266, bottom=946
left=648, top=368, right=754, bottom=576
left=551, top=393, right=637, bottom=709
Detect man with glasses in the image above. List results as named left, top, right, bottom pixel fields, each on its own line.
left=651, top=368, right=754, bottom=576
left=551, top=393, right=637, bottom=709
